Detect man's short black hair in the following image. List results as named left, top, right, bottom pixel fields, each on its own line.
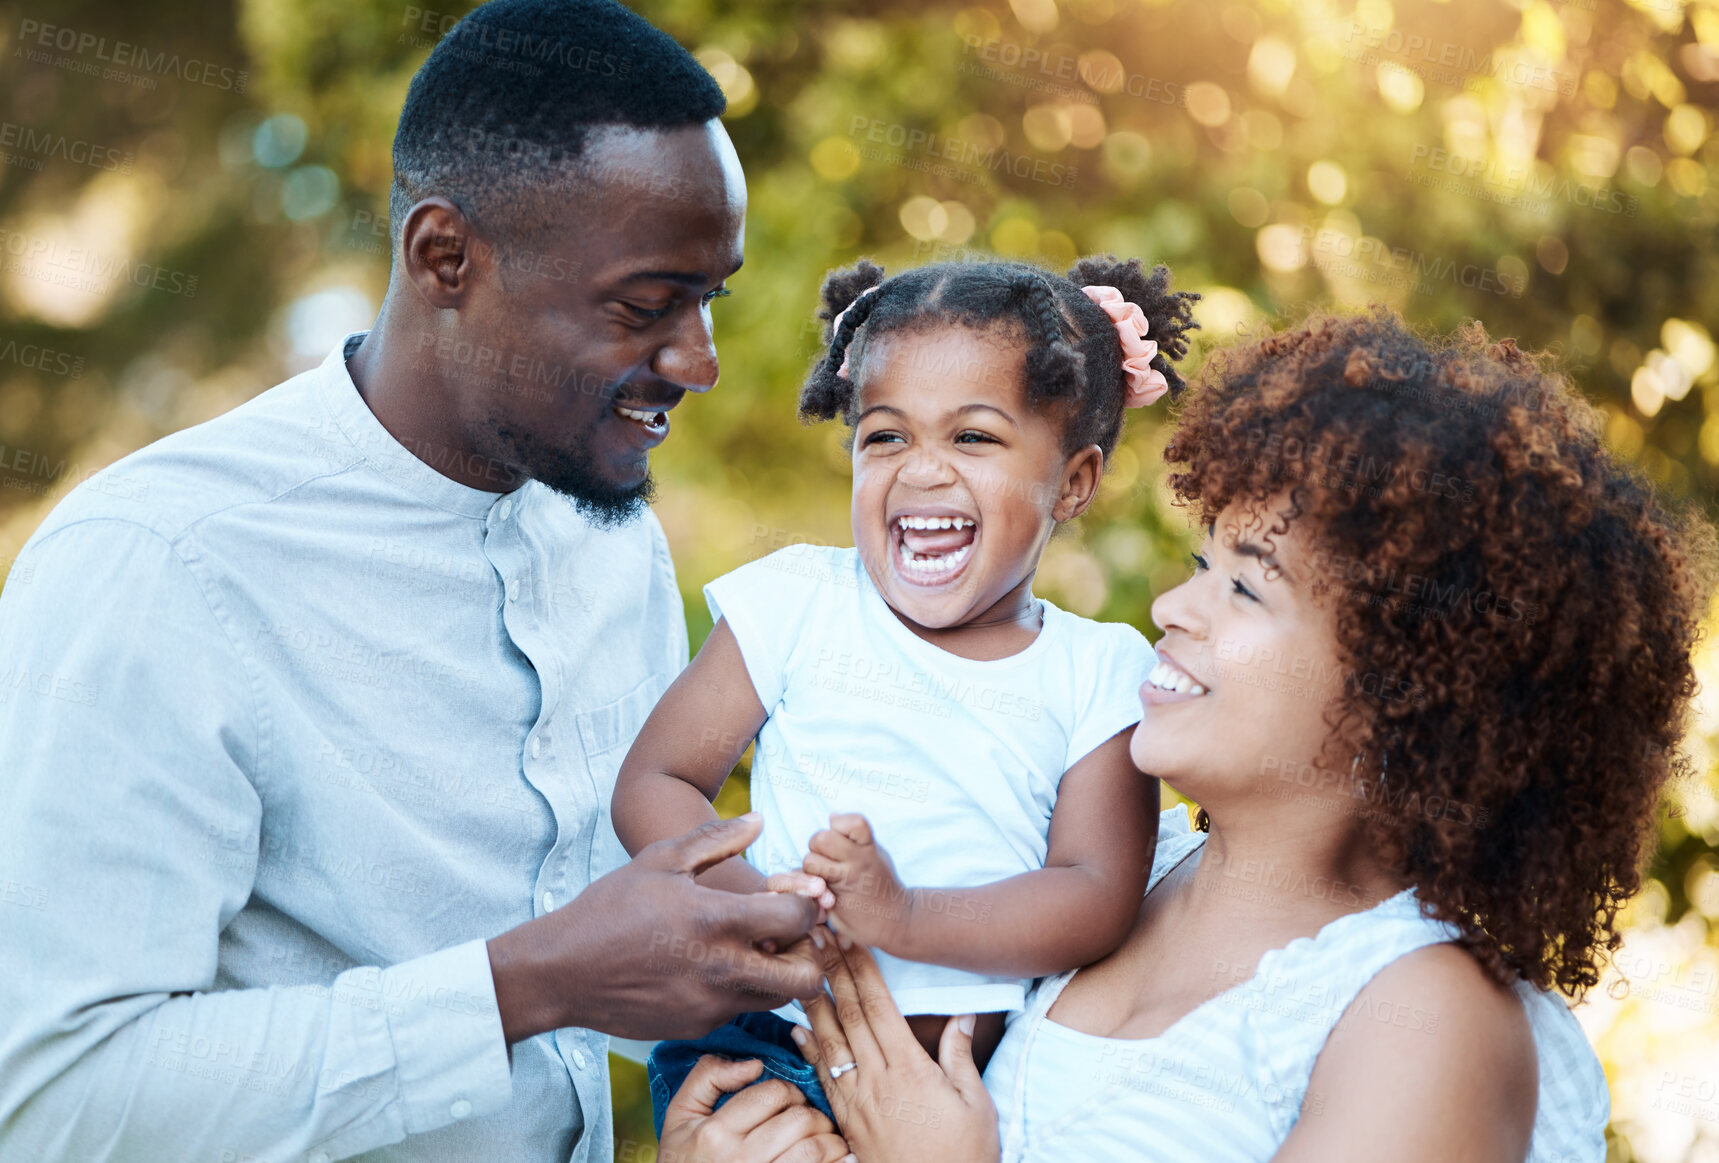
left=390, top=0, right=726, bottom=247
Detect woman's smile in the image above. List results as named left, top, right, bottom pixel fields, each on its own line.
left=1139, top=648, right=1209, bottom=704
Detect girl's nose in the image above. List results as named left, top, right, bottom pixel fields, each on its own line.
left=897, top=444, right=955, bottom=488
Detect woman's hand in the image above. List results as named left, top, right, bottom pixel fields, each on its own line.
left=792, top=933, right=1000, bottom=1163
left=659, top=1054, right=854, bottom=1163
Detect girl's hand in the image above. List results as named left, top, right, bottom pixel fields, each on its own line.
left=765, top=869, right=836, bottom=914
left=791, top=934, right=1000, bottom=1163
left=802, top=813, right=914, bottom=951
left=756, top=872, right=832, bottom=953
left=659, top=1054, right=854, bottom=1163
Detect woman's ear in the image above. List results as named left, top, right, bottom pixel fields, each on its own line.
left=1052, top=445, right=1104, bottom=522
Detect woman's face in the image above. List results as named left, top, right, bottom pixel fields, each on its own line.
left=1130, top=496, right=1353, bottom=813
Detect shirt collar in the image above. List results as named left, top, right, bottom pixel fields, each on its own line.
left=316, top=330, right=514, bottom=518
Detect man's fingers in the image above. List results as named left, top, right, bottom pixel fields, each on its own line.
left=667, top=1054, right=765, bottom=1119
left=719, top=888, right=820, bottom=952
left=658, top=813, right=765, bottom=877
left=829, top=812, right=873, bottom=845
left=705, top=930, right=823, bottom=1006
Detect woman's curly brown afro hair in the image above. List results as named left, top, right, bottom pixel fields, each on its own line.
left=1166, top=305, right=1717, bottom=997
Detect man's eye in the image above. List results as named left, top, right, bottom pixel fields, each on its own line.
left=703, top=286, right=732, bottom=305
left=622, top=302, right=671, bottom=321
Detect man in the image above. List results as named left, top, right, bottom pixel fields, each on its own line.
left=0, top=3, right=842, bottom=1160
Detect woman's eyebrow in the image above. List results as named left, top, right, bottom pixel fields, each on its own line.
left=1232, top=538, right=1295, bottom=584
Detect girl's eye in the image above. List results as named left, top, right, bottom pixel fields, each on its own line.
left=1190, top=552, right=1209, bottom=571
left=1232, top=577, right=1259, bottom=602
left=863, top=431, right=904, bottom=446
left=954, top=431, right=998, bottom=445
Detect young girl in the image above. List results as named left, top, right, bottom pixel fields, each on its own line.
left=612, top=255, right=1200, bottom=1131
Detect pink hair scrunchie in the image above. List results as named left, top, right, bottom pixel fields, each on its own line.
left=1080, top=285, right=1170, bottom=408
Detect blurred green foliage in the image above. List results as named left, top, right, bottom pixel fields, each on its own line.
left=3, top=0, right=1719, bottom=1157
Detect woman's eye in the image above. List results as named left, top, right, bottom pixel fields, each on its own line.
left=1232, top=577, right=1259, bottom=602
left=1190, top=552, right=1209, bottom=571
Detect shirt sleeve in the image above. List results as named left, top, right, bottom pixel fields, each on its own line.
left=702, top=546, right=832, bottom=710
left=0, top=518, right=512, bottom=1163
left=1064, top=621, right=1158, bottom=769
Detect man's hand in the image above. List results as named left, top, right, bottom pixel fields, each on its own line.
left=486, top=814, right=823, bottom=1043
left=659, top=1055, right=852, bottom=1163
left=800, top=813, right=914, bottom=952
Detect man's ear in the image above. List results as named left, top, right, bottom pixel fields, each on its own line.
left=1052, top=444, right=1104, bottom=522
left=401, top=196, right=479, bottom=310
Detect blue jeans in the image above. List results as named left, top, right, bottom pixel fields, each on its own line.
left=647, top=1010, right=835, bottom=1138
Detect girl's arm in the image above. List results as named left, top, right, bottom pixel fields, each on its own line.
left=801, top=727, right=1158, bottom=976
left=612, top=618, right=772, bottom=896
left=1269, top=944, right=1537, bottom=1163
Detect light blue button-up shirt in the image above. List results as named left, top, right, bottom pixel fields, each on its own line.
left=0, top=333, right=688, bottom=1162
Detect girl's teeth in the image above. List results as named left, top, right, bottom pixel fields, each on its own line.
left=897, top=541, right=972, bottom=577
left=896, top=515, right=976, bottom=530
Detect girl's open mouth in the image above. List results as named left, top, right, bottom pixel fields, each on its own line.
left=891, top=512, right=978, bottom=587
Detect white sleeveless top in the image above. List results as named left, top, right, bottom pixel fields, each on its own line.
left=981, top=806, right=1611, bottom=1162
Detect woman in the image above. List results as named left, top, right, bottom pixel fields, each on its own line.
left=774, top=307, right=1714, bottom=1161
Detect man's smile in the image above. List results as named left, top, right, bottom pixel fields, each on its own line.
left=610, top=390, right=684, bottom=442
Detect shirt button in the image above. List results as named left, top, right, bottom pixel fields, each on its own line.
left=497, top=500, right=512, bottom=521
left=572, top=1048, right=588, bottom=1070
left=450, top=1098, right=473, bottom=1120
left=530, top=736, right=541, bottom=759
left=542, top=890, right=555, bottom=912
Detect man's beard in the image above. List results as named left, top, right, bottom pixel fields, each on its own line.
left=490, top=417, right=654, bottom=530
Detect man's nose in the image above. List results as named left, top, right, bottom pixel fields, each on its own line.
left=653, top=304, right=719, bottom=393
